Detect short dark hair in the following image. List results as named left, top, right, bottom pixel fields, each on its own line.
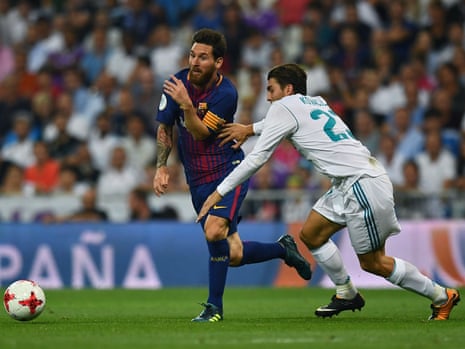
left=267, top=63, right=307, bottom=95
left=192, top=28, right=227, bottom=60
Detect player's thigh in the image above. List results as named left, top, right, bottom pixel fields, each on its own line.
left=300, top=209, right=344, bottom=248
left=346, top=176, right=401, bottom=254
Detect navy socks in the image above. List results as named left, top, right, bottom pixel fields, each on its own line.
left=206, top=239, right=230, bottom=311
left=239, top=241, right=285, bottom=266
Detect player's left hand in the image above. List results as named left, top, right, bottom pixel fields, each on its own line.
left=196, top=190, right=223, bottom=222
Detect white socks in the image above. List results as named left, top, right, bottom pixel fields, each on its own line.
left=387, top=257, right=447, bottom=304
left=311, top=239, right=358, bottom=299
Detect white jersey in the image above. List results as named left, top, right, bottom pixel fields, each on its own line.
left=217, top=94, right=386, bottom=196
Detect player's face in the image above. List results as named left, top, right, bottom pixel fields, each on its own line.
left=188, top=43, right=222, bottom=87
left=266, top=78, right=290, bottom=103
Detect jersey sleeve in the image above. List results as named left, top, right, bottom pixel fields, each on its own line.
left=156, top=91, right=180, bottom=126
left=209, top=88, right=238, bottom=122
left=217, top=102, right=297, bottom=196
left=253, top=119, right=265, bottom=135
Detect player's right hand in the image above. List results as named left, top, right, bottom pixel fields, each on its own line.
left=153, top=166, right=170, bottom=196
left=218, top=123, right=252, bottom=149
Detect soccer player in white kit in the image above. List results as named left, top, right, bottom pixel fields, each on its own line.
left=197, top=63, right=460, bottom=320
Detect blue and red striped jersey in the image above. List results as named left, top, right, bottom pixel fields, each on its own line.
left=156, top=68, right=244, bottom=187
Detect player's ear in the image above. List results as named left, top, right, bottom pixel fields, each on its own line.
left=284, top=84, right=294, bottom=96
left=215, top=57, right=223, bottom=69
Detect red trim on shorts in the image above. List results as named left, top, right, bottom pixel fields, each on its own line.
left=229, top=185, right=241, bottom=221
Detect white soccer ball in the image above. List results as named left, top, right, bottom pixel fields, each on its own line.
left=3, top=280, right=46, bottom=321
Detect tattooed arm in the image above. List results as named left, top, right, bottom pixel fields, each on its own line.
left=153, top=123, right=173, bottom=196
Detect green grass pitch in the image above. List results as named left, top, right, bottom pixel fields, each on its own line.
left=1, top=287, right=464, bottom=349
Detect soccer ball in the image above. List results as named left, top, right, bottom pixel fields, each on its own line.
left=3, top=280, right=46, bottom=321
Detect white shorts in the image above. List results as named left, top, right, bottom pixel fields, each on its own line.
left=313, top=174, right=401, bottom=254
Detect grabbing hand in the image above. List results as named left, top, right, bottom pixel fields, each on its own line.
left=196, top=190, right=223, bottom=222
left=218, top=123, right=253, bottom=149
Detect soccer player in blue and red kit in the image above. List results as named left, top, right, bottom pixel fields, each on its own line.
left=152, top=28, right=311, bottom=322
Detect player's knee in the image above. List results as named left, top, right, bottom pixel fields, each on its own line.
left=299, top=229, right=324, bottom=249
left=204, top=228, right=226, bottom=241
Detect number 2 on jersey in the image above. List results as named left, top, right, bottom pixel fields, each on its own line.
left=310, top=109, right=354, bottom=142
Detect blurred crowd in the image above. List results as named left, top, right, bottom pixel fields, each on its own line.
left=1, top=0, right=465, bottom=222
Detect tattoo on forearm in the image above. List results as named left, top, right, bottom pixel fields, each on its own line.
left=156, top=124, right=173, bottom=168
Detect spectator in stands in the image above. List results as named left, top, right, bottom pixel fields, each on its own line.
left=329, top=25, right=371, bottom=87
left=46, top=26, right=84, bottom=82
left=24, top=140, right=60, bottom=195
left=272, top=139, right=302, bottom=188
left=12, top=47, right=39, bottom=100
left=433, top=62, right=465, bottom=130
left=62, top=66, right=105, bottom=124
left=81, top=26, right=112, bottom=86
left=96, top=145, right=141, bottom=198
left=128, top=187, right=178, bottom=221
left=83, top=8, right=121, bottom=52
left=44, top=186, right=108, bottom=222
left=93, top=71, right=120, bottom=107
left=352, top=109, right=381, bottom=156
left=221, top=1, right=251, bottom=75
left=24, top=14, right=59, bottom=73
left=3, top=0, right=32, bottom=45
left=87, top=109, right=120, bottom=171
left=451, top=46, right=465, bottom=84
left=246, top=67, right=269, bottom=123
left=1, top=112, right=35, bottom=168
left=105, top=30, right=137, bottom=85
left=191, top=0, right=223, bottom=31
left=148, top=22, right=185, bottom=85
left=42, top=92, right=89, bottom=142
left=110, top=87, right=147, bottom=136
left=64, top=142, right=100, bottom=186
left=421, top=107, right=459, bottom=158
left=0, top=163, right=28, bottom=196
left=119, top=0, right=156, bottom=46
left=241, top=0, right=279, bottom=38
left=45, top=112, right=82, bottom=163
left=240, top=28, right=273, bottom=70
left=453, top=134, right=465, bottom=191
left=281, top=173, right=313, bottom=224
left=415, top=130, right=456, bottom=217
left=0, top=75, right=31, bottom=145
left=52, top=165, right=88, bottom=197
left=383, top=0, right=418, bottom=70
left=424, top=0, right=450, bottom=73
left=243, top=162, right=281, bottom=221
left=121, top=114, right=156, bottom=174
left=128, top=61, right=161, bottom=136
left=388, top=106, right=423, bottom=160
left=0, top=35, right=14, bottom=82
left=300, top=44, right=331, bottom=97
left=394, top=159, right=428, bottom=219
left=358, top=68, right=405, bottom=122
left=376, top=132, right=406, bottom=187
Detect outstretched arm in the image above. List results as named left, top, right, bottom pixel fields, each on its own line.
left=218, top=123, right=254, bottom=148
left=153, top=123, right=173, bottom=196
left=218, top=119, right=265, bottom=148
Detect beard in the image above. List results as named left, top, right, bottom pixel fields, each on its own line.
left=189, top=65, right=216, bottom=87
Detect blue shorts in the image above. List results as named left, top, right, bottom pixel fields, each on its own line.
left=191, top=178, right=249, bottom=235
